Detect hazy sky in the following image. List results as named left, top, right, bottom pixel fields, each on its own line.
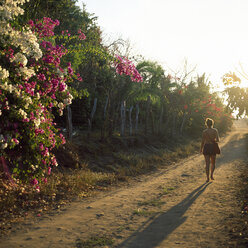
left=77, top=0, right=248, bottom=90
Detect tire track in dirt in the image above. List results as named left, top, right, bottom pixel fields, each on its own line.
left=1, top=120, right=248, bottom=248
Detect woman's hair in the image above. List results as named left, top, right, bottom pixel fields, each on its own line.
left=205, top=118, right=214, bottom=127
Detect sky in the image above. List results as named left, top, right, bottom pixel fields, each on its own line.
left=76, top=0, right=248, bottom=91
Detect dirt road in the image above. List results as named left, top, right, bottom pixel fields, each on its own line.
left=1, top=120, right=248, bottom=248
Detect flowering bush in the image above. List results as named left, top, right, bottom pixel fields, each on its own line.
left=114, top=55, right=143, bottom=82
left=0, top=0, right=84, bottom=189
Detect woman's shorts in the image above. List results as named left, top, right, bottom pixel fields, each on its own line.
left=203, top=144, right=216, bottom=155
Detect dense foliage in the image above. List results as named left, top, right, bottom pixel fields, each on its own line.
left=0, top=0, right=233, bottom=189
left=223, top=72, right=248, bottom=117
left=0, top=0, right=142, bottom=187
left=0, top=1, right=81, bottom=190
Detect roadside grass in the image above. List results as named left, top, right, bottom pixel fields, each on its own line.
left=133, top=208, right=155, bottom=217
left=0, top=134, right=199, bottom=235
left=115, top=138, right=199, bottom=177
left=138, top=198, right=165, bottom=207
left=0, top=169, right=117, bottom=236
left=161, top=186, right=176, bottom=195
left=76, top=235, right=114, bottom=248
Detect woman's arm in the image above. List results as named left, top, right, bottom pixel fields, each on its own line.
left=215, top=129, right=220, bottom=142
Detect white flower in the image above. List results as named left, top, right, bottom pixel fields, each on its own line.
left=14, top=88, right=21, bottom=97
left=26, top=97, right=32, bottom=104
left=58, top=102, right=64, bottom=109
left=0, top=66, right=9, bottom=80
left=24, top=96, right=32, bottom=109
left=18, top=108, right=27, bottom=119
left=0, top=1, right=42, bottom=61
left=1, top=143, right=8, bottom=149
left=59, top=109, right=63, bottom=116
left=33, top=118, right=40, bottom=128
left=12, top=52, right=28, bottom=66
left=18, top=66, right=35, bottom=79
left=36, top=92, right=40, bottom=99
left=0, top=82, right=14, bottom=93
left=63, top=93, right=73, bottom=105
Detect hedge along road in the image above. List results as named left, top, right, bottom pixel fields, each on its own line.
left=1, top=120, right=248, bottom=248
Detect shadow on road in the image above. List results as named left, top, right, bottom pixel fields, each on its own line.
left=217, top=133, right=248, bottom=167
left=118, top=183, right=211, bottom=248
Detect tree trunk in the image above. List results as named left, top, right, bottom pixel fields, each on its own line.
left=0, top=156, right=15, bottom=184
left=145, top=96, right=151, bottom=134
left=180, top=112, right=187, bottom=135
left=172, top=111, right=177, bottom=137
left=150, top=108, right=155, bottom=135
left=129, top=106, right=133, bottom=135
left=112, top=101, right=120, bottom=136
left=101, top=96, right=109, bottom=140
left=66, top=105, right=73, bottom=141
left=120, top=101, right=126, bottom=136
left=103, top=96, right=108, bottom=120
left=135, top=103, right=139, bottom=134
left=158, top=105, right=164, bottom=134
left=108, top=100, right=115, bottom=137
left=88, top=97, right=97, bottom=138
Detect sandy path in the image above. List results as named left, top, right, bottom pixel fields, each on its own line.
left=1, top=120, right=248, bottom=248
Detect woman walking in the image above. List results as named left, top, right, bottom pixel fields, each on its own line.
left=200, top=118, right=220, bottom=182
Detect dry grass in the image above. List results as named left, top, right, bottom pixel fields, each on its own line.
left=0, top=135, right=200, bottom=236
left=138, top=198, right=165, bottom=207
left=0, top=169, right=117, bottom=236
left=76, top=235, right=114, bottom=248
left=114, top=138, right=199, bottom=177
left=133, top=208, right=155, bottom=217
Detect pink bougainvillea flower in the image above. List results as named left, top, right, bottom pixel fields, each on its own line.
left=35, top=185, right=40, bottom=192
left=78, top=29, right=86, bottom=40
left=48, top=166, right=51, bottom=175
left=39, top=143, right=44, bottom=151
left=12, top=138, right=19, bottom=144
left=37, top=73, right=46, bottom=81
left=31, top=178, right=38, bottom=185
left=59, top=133, right=66, bottom=144
left=114, top=55, right=143, bottom=82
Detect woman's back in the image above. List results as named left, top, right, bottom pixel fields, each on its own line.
left=203, top=128, right=219, bottom=144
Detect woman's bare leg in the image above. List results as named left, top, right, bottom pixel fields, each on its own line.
left=204, top=155, right=210, bottom=182
left=210, top=155, right=216, bottom=180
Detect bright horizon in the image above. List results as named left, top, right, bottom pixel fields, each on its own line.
left=77, top=0, right=248, bottom=91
